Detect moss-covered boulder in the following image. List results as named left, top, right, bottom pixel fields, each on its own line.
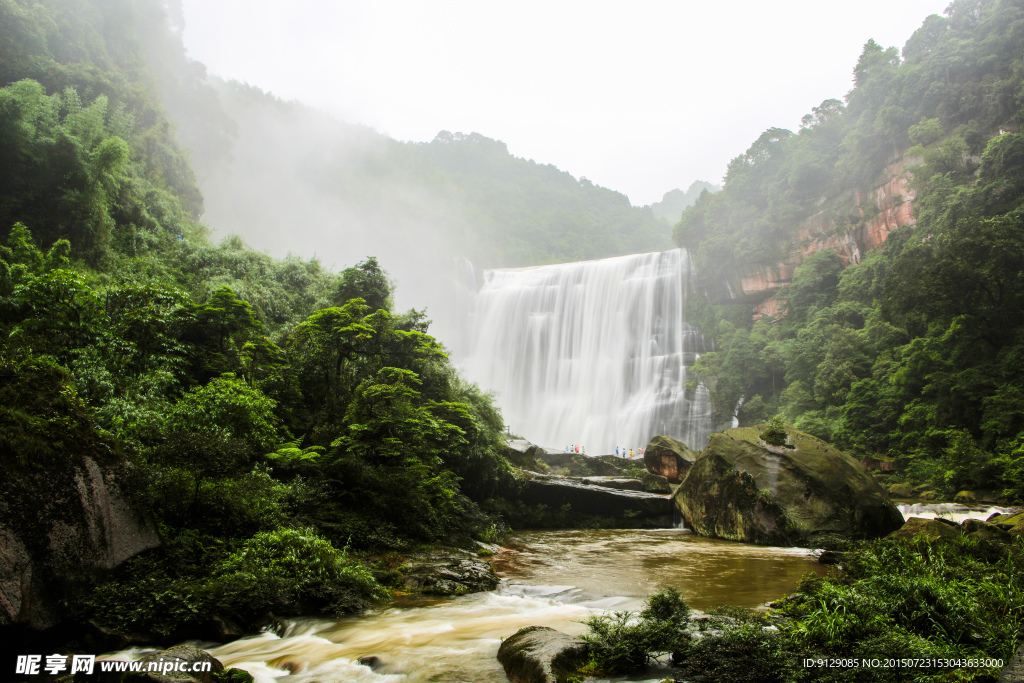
left=954, top=490, right=977, bottom=504
left=887, top=517, right=962, bottom=542
left=497, top=626, right=588, bottom=683
left=986, top=511, right=1024, bottom=538
left=643, top=435, right=697, bottom=483
left=961, top=518, right=1012, bottom=544
left=887, top=483, right=914, bottom=498
left=673, top=426, right=904, bottom=546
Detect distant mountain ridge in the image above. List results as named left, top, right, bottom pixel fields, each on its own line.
left=159, top=74, right=673, bottom=272
left=649, top=180, right=721, bottom=224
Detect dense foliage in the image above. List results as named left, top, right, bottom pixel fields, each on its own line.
left=0, top=0, right=513, bottom=640
left=679, top=0, right=1024, bottom=500
left=579, top=537, right=1022, bottom=682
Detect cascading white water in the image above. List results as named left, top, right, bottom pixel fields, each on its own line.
left=460, top=249, right=712, bottom=454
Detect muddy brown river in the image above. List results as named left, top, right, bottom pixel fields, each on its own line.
left=104, top=529, right=825, bottom=682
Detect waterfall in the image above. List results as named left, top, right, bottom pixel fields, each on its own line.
left=460, top=249, right=712, bottom=454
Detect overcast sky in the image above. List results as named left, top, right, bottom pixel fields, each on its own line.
left=178, top=0, right=951, bottom=207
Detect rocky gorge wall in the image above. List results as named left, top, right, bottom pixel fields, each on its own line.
left=0, top=455, right=159, bottom=632
left=701, top=157, right=918, bottom=320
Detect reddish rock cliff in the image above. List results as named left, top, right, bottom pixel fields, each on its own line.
left=702, top=158, right=917, bottom=319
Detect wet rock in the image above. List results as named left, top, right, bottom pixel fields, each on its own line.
left=817, top=550, right=846, bottom=565
left=954, top=490, right=977, bottom=504
left=674, top=426, right=903, bottom=546
left=887, top=483, right=914, bottom=498
left=918, top=490, right=939, bottom=500
left=358, top=656, right=382, bottom=670
left=580, top=476, right=645, bottom=491
left=962, top=519, right=1012, bottom=544
left=124, top=646, right=225, bottom=683
left=516, top=470, right=673, bottom=522
left=998, top=643, right=1024, bottom=683
left=504, top=439, right=550, bottom=472
left=987, top=511, right=1024, bottom=525
left=887, top=517, right=962, bottom=542
left=497, top=626, right=589, bottom=683
left=402, top=551, right=499, bottom=595
left=644, top=435, right=697, bottom=484
left=207, top=616, right=245, bottom=642
left=640, top=471, right=673, bottom=494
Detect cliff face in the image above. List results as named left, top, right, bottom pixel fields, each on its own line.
left=0, top=457, right=160, bottom=631
left=702, top=157, right=917, bottom=318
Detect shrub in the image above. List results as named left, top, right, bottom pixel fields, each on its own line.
left=673, top=624, right=791, bottom=683
left=760, top=414, right=789, bottom=447
left=578, top=589, right=691, bottom=675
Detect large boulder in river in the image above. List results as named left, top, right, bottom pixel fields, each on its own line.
left=497, top=626, right=589, bottom=683
left=644, top=435, right=697, bottom=483
left=673, top=426, right=903, bottom=546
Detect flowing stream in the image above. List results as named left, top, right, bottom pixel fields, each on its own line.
left=459, top=249, right=713, bottom=454
left=102, top=505, right=1019, bottom=681
left=116, top=530, right=823, bottom=682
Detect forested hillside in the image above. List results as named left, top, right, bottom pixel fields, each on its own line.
left=0, top=0, right=515, bottom=641
left=677, top=0, right=1024, bottom=501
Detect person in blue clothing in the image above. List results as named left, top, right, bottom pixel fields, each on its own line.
left=615, top=446, right=619, bottom=456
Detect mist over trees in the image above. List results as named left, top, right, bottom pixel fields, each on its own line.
left=649, top=180, right=721, bottom=224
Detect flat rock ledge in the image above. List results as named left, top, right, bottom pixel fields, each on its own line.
left=497, top=626, right=589, bottom=683
left=517, top=470, right=673, bottom=521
